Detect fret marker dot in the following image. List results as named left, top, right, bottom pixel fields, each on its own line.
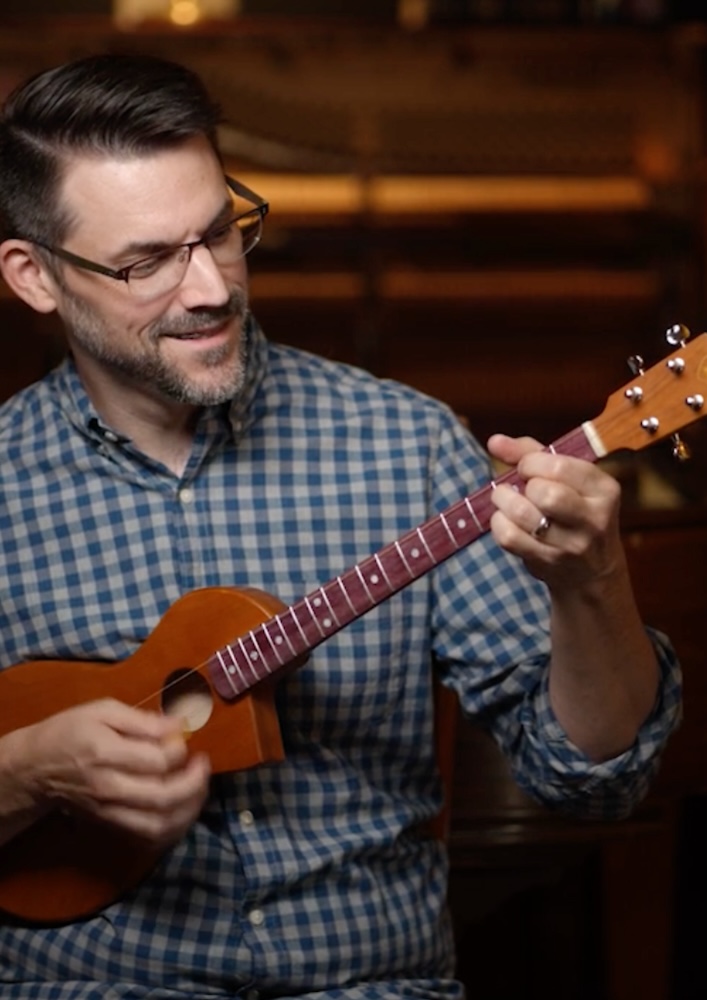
left=229, top=666, right=236, bottom=674
left=370, top=574, right=379, bottom=584
left=250, top=652, right=258, bottom=661
left=457, top=519, right=466, bottom=529
left=275, top=636, right=283, bottom=644
left=411, top=547, right=420, bottom=558
left=313, top=597, right=322, bottom=607
left=323, top=618, right=332, bottom=628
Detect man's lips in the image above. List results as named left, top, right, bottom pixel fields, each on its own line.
left=161, top=320, right=232, bottom=341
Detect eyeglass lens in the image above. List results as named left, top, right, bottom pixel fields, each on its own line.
left=126, top=209, right=263, bottom=300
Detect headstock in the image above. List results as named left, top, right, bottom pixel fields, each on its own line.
left=589, top=327, right=707, bottom=457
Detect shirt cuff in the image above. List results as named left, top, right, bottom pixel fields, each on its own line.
left=515, top=627, right=682, bottom=816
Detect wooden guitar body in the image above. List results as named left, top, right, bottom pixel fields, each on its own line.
left=0, top=586, right=288, bottom=925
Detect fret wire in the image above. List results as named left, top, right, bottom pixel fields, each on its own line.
left=463, top=496, right=484, bottom=533
left=273, top=615, right=298, bottom=658
left=227, top=643, right=250, bottom=685
left=288, top=604, right=311, bottom=646
left=215, top=648, right=240, bottom=692
left=260, top=620, right=286, bottom=665
left=355, top=564, right=375, bottom=604
left=237, top=637, right=262, bottom=682
left=304, top=596, right=328, bottom=638
left=364, top=555, right=389, bottom=592
left=394, top=540, right=415, bottom=579
left=248, top=629, right=269, bottom=670
left=336, top=575, right=358, bottom=616
left=373, top=552, right=395, bottom=591
left=403, top=538, right=427, bottom=571
left=415, top=525, right=435, bottom=562
left=439, top=511, right=458, bottom=547
left=223, top=644, right=242, bottom=675
left=319, top=586, right=342, bottom=627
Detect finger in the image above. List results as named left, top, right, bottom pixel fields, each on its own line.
left=84, top=701, right=191, bottom=773
left=529, top=513, right=553, bottom=543
left=522, top=477, right=581, bottom=527
left=88, top=755, right=211, bottom=839
left=97, top=730, right=190, bottom=777
left=490, top=499, right=560, bottom=556
left=487, top=433, right=544, bottom=466
left=94, top=699, right=186, bottom=742
left=57, top=717, right=190, bottom=779
left=93, top=753, right=211, bottom=810
left=491, top=479, right=559, bottom=535
left=517, top=450, right=620, bottom=504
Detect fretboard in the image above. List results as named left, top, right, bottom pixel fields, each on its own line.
left=208, top=423, right=598, bottom=700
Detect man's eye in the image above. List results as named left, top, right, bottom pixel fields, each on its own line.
left=128, top=252, right=173, bottom=280
left=205, top=221, right=235, bottom=246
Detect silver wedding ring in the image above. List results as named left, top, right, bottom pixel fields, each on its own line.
left=531, top=514, right=552, bottom=540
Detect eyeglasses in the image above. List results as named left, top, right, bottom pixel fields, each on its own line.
left=29, top=176, right=269, bottom=302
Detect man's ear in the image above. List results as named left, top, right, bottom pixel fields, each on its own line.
left=0, top=239, right=60, bottom=314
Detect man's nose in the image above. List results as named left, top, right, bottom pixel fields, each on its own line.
left=177, top=243, right=234, bottom=307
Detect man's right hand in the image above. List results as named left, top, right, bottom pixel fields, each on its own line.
left=0, top=698, right=211, bottom=848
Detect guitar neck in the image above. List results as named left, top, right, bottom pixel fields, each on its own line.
left=208, top=423, right=599, bottom=701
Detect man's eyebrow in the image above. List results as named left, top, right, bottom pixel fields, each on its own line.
left=111, top=196, right=234, bottom=262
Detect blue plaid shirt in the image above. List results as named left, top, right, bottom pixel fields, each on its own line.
left=0, top=319, right=680, bottom=1000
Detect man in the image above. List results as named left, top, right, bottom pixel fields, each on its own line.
left=0, top=53, right=680, bottom=999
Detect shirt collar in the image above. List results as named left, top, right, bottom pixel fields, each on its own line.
left=47, top=311, right=269, bottom=450
left=227, top=312, right=269, bottom=442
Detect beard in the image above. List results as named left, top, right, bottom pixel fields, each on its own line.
left=59, top=285, right=250, bottom=407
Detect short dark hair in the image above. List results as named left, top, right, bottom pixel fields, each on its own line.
left=0, top=53, right=224, bottom=245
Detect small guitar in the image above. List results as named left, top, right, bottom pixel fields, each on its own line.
left=0, top=331, right=706, bottom=925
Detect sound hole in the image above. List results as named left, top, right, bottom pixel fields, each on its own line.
left=161, top=669, right=213, bottom=733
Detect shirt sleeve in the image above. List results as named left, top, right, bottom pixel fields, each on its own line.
left=509, top=626, right=681, bottom=819
left=425, top=404, right=683, bottom=820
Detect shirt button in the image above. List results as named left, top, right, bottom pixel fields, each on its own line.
left=178, top=487, right=195, bottom=504
left=240, top=809, right=255, bottom=827
left=248, top=908, right=265, bottom=926
left=103, top=430, right=119, bottom=444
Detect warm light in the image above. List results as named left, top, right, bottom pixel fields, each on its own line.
left=170, top=0, right=201, bottom=25
left=397, top=0, right=429, bottom=30
left=113, top=0, right=238, bottom=29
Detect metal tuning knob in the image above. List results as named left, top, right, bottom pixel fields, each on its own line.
left=665, top=324, right=691, bottom=375
left=671, top=434, right=691, bottom=461
left=625, top=355, right=645, bottom=405
left=665, top=323, right=691, bottom=347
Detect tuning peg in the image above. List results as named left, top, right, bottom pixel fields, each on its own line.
left=627, top=355, right=645, bottom=376
left=671, top=433, right=691, bottom=461
left=666, top=323, right=691, bottom=347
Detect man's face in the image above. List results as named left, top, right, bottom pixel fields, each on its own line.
left=48, top=136, right=251, bottom=409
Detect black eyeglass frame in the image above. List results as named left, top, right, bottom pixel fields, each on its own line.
left=28, top=176, right=269, bottom=286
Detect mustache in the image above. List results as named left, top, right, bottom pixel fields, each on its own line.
left=151, top=289, right=248, bottom=337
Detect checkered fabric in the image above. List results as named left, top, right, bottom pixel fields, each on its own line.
left=0, top=319, right=681, bottom=999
